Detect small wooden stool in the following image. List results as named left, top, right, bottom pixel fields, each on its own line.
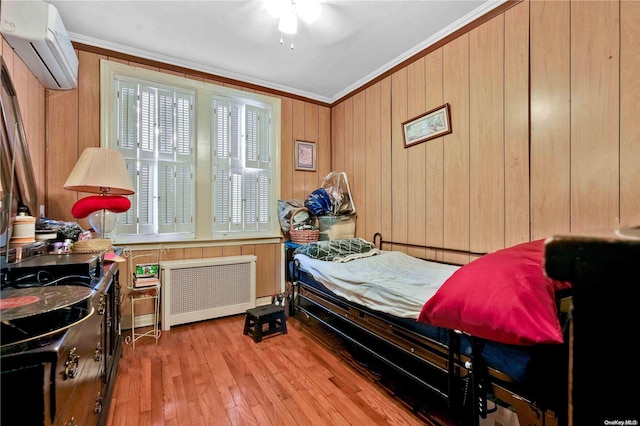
left=243, top=305, right=287, bottom=343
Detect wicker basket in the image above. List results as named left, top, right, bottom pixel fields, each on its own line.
left=289, top=207, right=319, bottom=244
left=72, top=238, right=113, bottom=254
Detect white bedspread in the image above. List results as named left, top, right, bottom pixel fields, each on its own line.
left=294, top=250, right=460, bottom=319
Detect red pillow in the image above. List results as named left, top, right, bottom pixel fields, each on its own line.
left=417, top=239, right=571, bottom=346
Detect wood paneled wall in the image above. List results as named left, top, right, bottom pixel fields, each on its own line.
left=49, top=50, right=331, bottom=299
left=3, top=41, right=330, bottom=301
left=331, top=0, right=640, bottom=258
left=5, top=0, right=640, bottom=296
left=1, top=40, right=47, bottom=209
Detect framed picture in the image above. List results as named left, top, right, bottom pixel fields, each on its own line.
left=295, top=140, right=316, bottom=172
left=402, top=103, right=452, bottom=148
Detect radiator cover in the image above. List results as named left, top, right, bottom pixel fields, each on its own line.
left=161, top=255, right=256, bottom=330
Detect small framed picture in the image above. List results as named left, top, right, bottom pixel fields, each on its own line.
left=295, top=140, right=316, bottom=172
left=402, top=103, right=452, bottom=148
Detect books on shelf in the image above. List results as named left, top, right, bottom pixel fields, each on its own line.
left=134, top=276, right=160, bottom=288
left=133, top=263, right=160, bottom=288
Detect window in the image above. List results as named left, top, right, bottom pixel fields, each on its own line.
left=115, top=78, right=196, bottom=238
left=101, top=60, right=281, bottom=244
left=212, top=97, right=272, bottom=234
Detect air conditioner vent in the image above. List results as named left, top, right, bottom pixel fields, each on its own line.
left=1, top=0, right=78, bottom=90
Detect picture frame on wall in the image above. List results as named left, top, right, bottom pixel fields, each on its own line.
left=295, top=140, right=316, bottom=172
left=402, top=103, right=452, bottom=148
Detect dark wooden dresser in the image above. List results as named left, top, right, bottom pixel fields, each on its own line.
left=544, top=229, right=640, bottom=426
left=1, top=252, right=122, bottom=425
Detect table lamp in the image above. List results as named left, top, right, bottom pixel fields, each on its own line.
left=63, top=147, right=134, bottom=240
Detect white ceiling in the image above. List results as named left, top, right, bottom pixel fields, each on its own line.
left=49, top=0, right=506, bottom=104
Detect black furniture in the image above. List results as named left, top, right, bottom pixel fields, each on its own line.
left=243, top=305, right=287, bottom=343
left=1, top=251, right=122, bottom=426
left=544, top=230, right=640, bottom=426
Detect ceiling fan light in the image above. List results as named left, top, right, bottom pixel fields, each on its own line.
left=296, top=0, right=321, bottom=23
left=265, top=0, right=289, bottom=18
left=278, top=11, right=297, bottom=35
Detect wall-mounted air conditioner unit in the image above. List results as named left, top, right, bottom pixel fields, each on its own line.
left=0, top=0, right=79, bottom=90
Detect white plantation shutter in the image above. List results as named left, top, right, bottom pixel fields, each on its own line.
left=116, top=80, right=137, bottom=156
left=213, top=98, right=229, bottom=158
left=138, top=159, right=156, bottom=235
left=241, top=169, right=270, bottom=232
left=158, top=161, right=193, bottom=234
left=158, top=161, right=174, bottom=233
left=176, top=93, right=192, bottom=159
left=212, top=96, right=242, bottom=233
left=244, top=170, right=257, bottom=230
left=157, top=92, right=194, bottom=234
left=175, top=163, right=193, bottom=233
left=157, top=89, right=174, bottom=162
left=115, top=79, right=138, bottom=236
left=139, top=85, right=157, bottom=160
left=211, top=96, right=273, bottom=234
left=213, top=166, right=229, bottom=232
left=245, top=105, right=271, bottom=169
left=230, top=171, right=243, bottom=231
left=257, top=171, right=270, bottom=230
left=246, top=108, right=258, bottom=166
left=212, top=97, right=230, bottom=232
left=230, top=103, right=241, bottom=165
left=174, top=93, right=194, bottom=233
left=108, top=64, right=278, bottom=242
left=258, top=110, right=270, bottom=167
left=113, top=76, right=195, bottom=238
left=116, top=159, right=138, bottom=235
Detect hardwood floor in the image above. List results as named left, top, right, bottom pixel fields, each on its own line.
left=106, top=314, right=449, bottom=426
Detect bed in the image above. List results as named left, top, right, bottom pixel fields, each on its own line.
left=289, top=234, right=572, bottom=426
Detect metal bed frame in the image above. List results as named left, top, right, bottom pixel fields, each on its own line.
left=291, top=234, right=569, bottom=426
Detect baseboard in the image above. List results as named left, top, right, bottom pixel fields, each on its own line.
left=122, top=298, right=273, bottom=330
left=121, top=313, right=156, bottom=330
left=256, top=296, right=273, bottom=306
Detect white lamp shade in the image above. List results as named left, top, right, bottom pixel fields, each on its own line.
left=64, top=147, right=134, bottom=195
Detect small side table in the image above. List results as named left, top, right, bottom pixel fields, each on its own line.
left=123, top=247, right=165, bottom=349
left=243, top=305, right=287, bottom=343
left=127, top=281, right=161, bottom=348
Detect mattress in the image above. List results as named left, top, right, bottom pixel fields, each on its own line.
left=293, top=252, right=567, bottom=394
left=293, top=250, right=460, bottom=318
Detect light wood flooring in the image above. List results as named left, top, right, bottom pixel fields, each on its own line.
left=106, top=314, right=451, bottom=426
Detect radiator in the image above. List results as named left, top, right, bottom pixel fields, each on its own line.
left=160, top=255, right=256, bottom=331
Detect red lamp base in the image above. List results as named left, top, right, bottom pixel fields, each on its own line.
left=71, top=195, right=131, bottom=219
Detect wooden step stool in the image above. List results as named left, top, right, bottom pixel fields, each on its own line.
left=243, top=305, right=287, bottom=343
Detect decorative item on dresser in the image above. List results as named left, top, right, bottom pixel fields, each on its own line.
left=63, top=146, right=135, bottom=246
left=1, top=250, right=123, bottom=426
